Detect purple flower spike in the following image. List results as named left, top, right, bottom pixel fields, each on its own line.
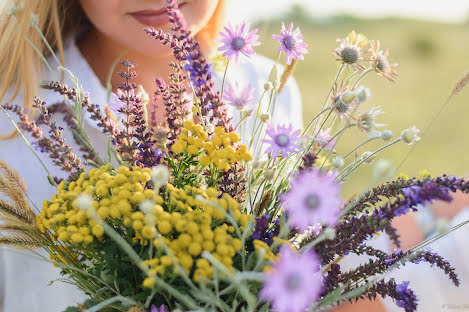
left=281, top=168, right=342, bottom=231
left=262, top=124, right=304, bottom=158
left=224, top=82, right=255, bottom=110
left=395, top=281, right=418, bottom=311
left=217, top=22, right=260, bottom=63
left=272, top=22, right=309, bottom=65
left=261, top=247, right=322, bottom=312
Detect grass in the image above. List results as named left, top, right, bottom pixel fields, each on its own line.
left=253, top=15, right=469, bottom=195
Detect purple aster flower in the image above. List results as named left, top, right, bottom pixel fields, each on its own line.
left=262, top=124, right=304, bottom=158
left=217, top=22, right=260, bottom=63
left=261, top=246, right=322, bottom=312
left=281, top=168, right=342, bottom=231
left=224, top=82, right=254, bottom=110
left=272, top=22, right=309, bottom=65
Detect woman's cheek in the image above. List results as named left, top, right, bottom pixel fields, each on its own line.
left=182, top=0, right=220, bottom=34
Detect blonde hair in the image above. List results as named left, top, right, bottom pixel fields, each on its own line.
left=0, top=0, right=226, bottom=140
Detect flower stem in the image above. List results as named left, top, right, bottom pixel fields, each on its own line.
left=343, top=137, right=379, bottom=159
left=220, top=61, right=230, bottom=100
left=338, top=138, right=401, bottom=181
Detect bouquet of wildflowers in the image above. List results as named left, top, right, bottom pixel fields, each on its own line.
left=1, top=1, right=468, bottom=311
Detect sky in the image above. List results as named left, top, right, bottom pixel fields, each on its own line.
left=226, top=0, right=469, bottom=24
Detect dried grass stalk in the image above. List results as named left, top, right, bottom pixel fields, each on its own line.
left=278, top=59, right=298, bottom=94
left=0, top=199, right=36, bottom=226
left=0, top=159, right=37, bottom=225
left=0, top=235, right=40, bottom=249
left=451, top=70, right=469, bottom=97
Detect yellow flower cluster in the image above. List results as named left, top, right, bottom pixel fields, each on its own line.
left=37, top=164, right=161, bottom=245
left=253, top=239, right=277, bottom=262
left=38, top=163, right=254, bottom=286
left=171, top=120, right=252, bottom=171
left=142, top=184, right=252, bottom=284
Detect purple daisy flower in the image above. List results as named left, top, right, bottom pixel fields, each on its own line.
left=262, top=124, right=304, bottom=158
left=272, top=22, right=309, bottom=65
left=281, top=168, right=342, bottom=231
left=224, top=82, right=255, bottom=110
left=261, top=246, right=322, bottom=312
left=217, top=22, right=260, bottom=63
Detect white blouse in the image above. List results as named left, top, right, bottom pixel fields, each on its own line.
left=0, top=39, right=303, bottom=311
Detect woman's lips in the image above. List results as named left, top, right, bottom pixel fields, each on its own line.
left=129, top=3, right=185, bottom=27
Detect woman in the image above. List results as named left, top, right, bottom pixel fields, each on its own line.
left=0, top=1, right=302, bottom=311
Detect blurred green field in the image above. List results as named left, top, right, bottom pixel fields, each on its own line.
left=254, top=11, right=469, bottom=195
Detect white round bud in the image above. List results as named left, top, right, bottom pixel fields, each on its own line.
left=264, top=82, right=273, bottom=91
left=340, top=91, right=356, bottom=105
left=361, top=151, right=375, bottom=164
left=76, top=194, right=93, bottom=211
left=139, top=200, right=155, bottom=215
left=332, top=156, right=344, bottom=169
left=435, top=218, right=450, bottom=235
left=356, top=86, right=371, bottom=103
left=30, top=13, right=39, bottom=27
left=152, top=165, right=169, bottom=187
left=381, top=130, right=393, bottom=141
left=373, top=159, right=395, bottom=181
left=400, top=126, right=421, bottom=145
left=323, top=227, right=336, bottom=240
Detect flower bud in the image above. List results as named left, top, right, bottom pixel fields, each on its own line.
left=356, top=86, right=371, bottom=103
left=435, top=218, right=450, bottom=235
left=139, top=200, right=155, bottom=216
left=260, top=113, right=270, bottom=123
left=76, top=194, right=93, bottom=211
left=340, top=91, right=356, bottom=105
left=323, top=227, right=336, bottom=240
left=152, top=165, right=169, bottom=187
left=373, top=159, right=395, bottom=181
left=264, top=82, right=273, bottom=91
left=381, top=130, right=393, bottom=141
left=332, top=156, right=344, bottom=169
left=264, top=169, right=275, bottom=181
left=30, top=13, right=39, bottom=27
left=361, top=151, right=375, bottom=164
left=400, top=126, right=421, bottom=145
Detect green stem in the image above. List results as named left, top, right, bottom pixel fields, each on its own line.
left=351, top=67, right=372, bottom=90
left=306, top=64, right=345, bottom=135
left=343, top=137, right=379, bottom=159
left=220, top=61, right=230, bottom=100
left=319, top=123, right=357, bottom=171
left=338, top=138, right=402, bottom=181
